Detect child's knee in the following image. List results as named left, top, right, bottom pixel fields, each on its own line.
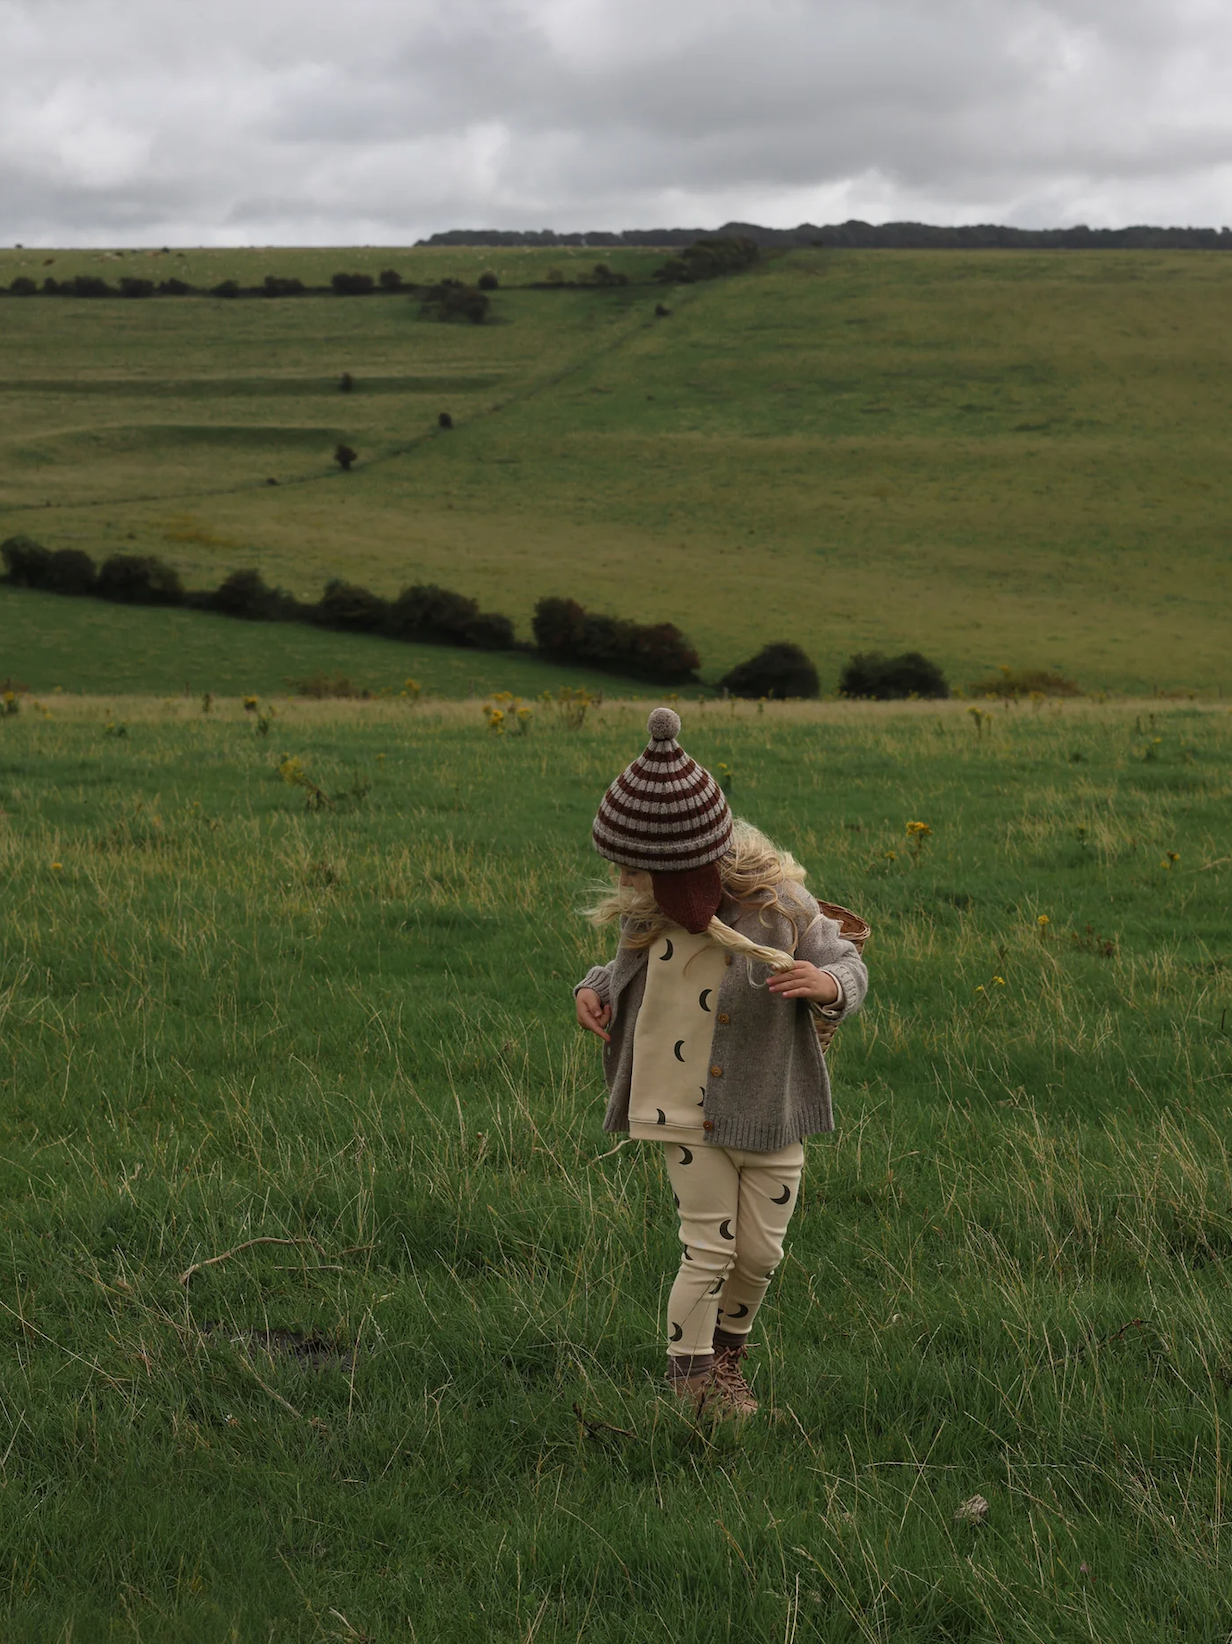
left=676, top=1233, right=736, bottom=1280
left=732, top=1225, right=787, bottom=1278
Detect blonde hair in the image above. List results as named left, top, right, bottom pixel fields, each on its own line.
left=584, top=818, right=807, bottom=974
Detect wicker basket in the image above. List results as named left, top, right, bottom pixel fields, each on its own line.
left=813, top=901, right=871, bottom=1055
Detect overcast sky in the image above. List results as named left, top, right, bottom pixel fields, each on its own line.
left=2, top=0, right=1230, bottom=245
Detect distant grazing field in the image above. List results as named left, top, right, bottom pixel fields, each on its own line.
left=2, top=246, right=1231, bottom=693
left=1, top=694, right=1229, bottom=1639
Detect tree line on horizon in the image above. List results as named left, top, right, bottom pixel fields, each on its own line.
left=421, top=220, right=1232, bottom=251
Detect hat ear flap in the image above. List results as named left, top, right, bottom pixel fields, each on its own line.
left=651, top=862, right=722, bottom=935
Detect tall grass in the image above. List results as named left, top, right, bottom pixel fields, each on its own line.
left=1, top=698, right=1229, bottom=1639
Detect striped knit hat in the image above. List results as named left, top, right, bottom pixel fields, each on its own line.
left=593, top=707, right=732, bottom=932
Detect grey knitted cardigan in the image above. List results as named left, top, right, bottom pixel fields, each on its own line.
left=575, top=881, right=868, bottom=1152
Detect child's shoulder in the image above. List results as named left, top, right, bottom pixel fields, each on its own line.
left=723, top=878, right=819, bottom=930
left=777, top=878, right=821, bottom=921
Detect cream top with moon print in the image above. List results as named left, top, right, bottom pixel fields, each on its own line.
left=628, top=926, right=729, bottom=1142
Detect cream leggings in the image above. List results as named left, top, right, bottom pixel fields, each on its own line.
left=662, top=1139, right=804, bottom=1357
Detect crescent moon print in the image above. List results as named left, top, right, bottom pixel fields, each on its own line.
left=660, top=940, right=674, bottom=961
left=708, top=1279, right=725, bottom=1296
left=698, top=989, right=712, bottom=1012
left=772, top=1184, right=792, bottom=1205
left=698, top=1087, right=706, bottom=1106
left=673, top=1040, right=686, bottom=1062
left=678, top=1146, right=693, bottom=1165
left=669, top=1322, right=683, bottom=1342
left=729, top=1304, right=749, bottom=1319
left=655, top=1109, right=666, bottom=1125
left=682, top=1246, right=693, bottom=1261
left=719, top=1219, right=735, bottom=1240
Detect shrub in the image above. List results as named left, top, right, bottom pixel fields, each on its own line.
left=2, top=535, right=57, bottom=585
left=263, top=275, right=305, bottom=297
left=477, top=271, right=499, bottom=291
left=720, top=642, right=820, bottom=699
left=331, top=272, right=375, bottom=295
left=438, top=411, right=453, bottom=429
left=653, top=236, right=759, bottom=284
left=157, top=277, right=194, bottom=296
left=590, top=263, right=628, bottom=287
left=334, top=444, right=358, bottom=472
left=118, top=277, right=155, bottom=298
left=339, top=372, right=354, bottom=393
left=461, top=610, right=516, bottom=649
left=9, top=277, right=37, bottom=296
left=202, top=568, right=298, bottom=621
left=423, top=283, right=490, bottom=324
left=42, top=278, right=61, bottom=294
left=212, top=280, right=240, bottom=298
left=532, top=596, right=588, bottom=654
left=314, top=579, right=389, bottom=633
left=532, top=596, right=700, bottom=684
left=1, top=537, right=97, bottom=594
left=96, top=553, right=184, bottom=605
left=378, top=269, right=403, bottom=291
left=66, top=275, right=113, bottom=297
left=387, top=584, right=514, bottom=649
left=45, top=548, right=98, bottom=596
left=967, top=665, right=1081, bottom=698
left=840, top=650, right=950, bottom=699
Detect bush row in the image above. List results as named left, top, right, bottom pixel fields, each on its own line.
left=0, top=537, right=515, bottom=650
left=3, top=270, right=497, bottom=300
left=532, top=597, right=700, bottom=684
left=2, top=536, right=967, bottom=696
left=4, top=267, right=640, bottom=304
left=1, top=538, right=699, bottom=682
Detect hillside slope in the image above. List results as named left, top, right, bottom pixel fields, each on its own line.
left=2, top=248, right=1230, bottom=692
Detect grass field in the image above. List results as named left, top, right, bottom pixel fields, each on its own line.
left=4, top=248, right=1232, bottom=693
left=2, top=694, right=1230, bottom=1639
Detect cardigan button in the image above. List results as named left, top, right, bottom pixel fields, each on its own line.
left=703, top=1120, right=714, bottom=1131
left=709, top=1065, right=722, bottom=1078
left=724, top=954, right=733, bottom=966
left=717, top=1013, right=730, bottom=1025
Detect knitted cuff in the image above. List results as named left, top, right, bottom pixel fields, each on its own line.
left=666, top=1351, right=715, bottom=1380
left=574, top=965, right=612, bottom=1009
left=713, top=1325, right=750, bottom=1349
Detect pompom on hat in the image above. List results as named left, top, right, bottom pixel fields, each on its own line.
left=592, top=707, right=733, bottom=933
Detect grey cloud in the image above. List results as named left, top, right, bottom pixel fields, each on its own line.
left=1, top=0, right=1230, bottom=244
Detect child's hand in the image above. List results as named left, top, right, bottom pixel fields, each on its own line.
left=766, top=961, right=839, bottom=1004
left=576, top=987, right=612, bottom=1043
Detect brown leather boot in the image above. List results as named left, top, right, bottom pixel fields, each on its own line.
left=665, top=1354, right=720, bottom=1415
left=711, top=1341, right=758, bottom=1417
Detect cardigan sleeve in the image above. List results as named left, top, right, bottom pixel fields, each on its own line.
left=796, top=909, right=868, bottom=1024
left=574, top=962, right=614, bottom=1008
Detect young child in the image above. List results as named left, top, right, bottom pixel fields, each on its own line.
left=574, top=707, right=868, bottom=1417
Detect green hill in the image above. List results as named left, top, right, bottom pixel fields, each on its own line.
left=3, top=247, right=1231, bottom=693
